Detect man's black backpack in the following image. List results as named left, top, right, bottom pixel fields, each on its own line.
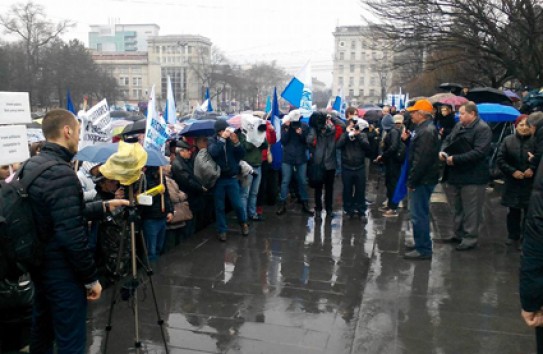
left=0, top=159, right=60, bottom=280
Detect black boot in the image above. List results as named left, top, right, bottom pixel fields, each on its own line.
left=276, top=201, right=286, bottom=215
left=302, top=201, right=314, bottom=215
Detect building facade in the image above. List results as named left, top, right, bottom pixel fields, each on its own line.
left=89, top=23, right=160, bottom=52
left=332, top=26, right=394, bottom=106
left=147, top=35, right=212, bottom=113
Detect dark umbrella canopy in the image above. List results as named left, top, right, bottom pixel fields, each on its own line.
left=179, top=119, right=216, bottom=137
left=466, top=87, right=512, bottom=105
left=74, top=142, right=168, bottom=166
left=438, top=83, right=464, bottom=95
left=122, top=119, right=147, bottom=135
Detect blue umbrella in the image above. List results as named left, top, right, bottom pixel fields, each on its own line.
left=74, top=143, right=168, bottom=166
left=179, top=119, right=216, bottom=137
left=477, top=103, right=520, bottom=122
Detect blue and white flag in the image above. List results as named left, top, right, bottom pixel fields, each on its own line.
left=333, top=89, right=347, bottom=120
left=265, top=95, right=271, bottom=113
left=281, top=61, right=313, bottom=118
left=163, top=75, right=176, bottom=125
left=144, top=85, right=169, bottom=153
left=201, top=87, right=213, bottom=112
left=66, top=89, right=76, bottom=115
left=270, top=87, right=283, bottom=170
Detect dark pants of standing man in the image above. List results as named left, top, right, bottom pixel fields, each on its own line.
left=385, top=160, right=402, bottom=210
left=409, top=184, right=436, bottom=256
left=342, top=167, right=366, bottom=215
left=451, top=184, right=486, bottom=242
left=314, top=169, right=336, bottom=212
left=507, top=207, right=528, bottom=241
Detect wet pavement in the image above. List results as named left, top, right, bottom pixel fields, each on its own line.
left=87, top=176, right=535, bottom=354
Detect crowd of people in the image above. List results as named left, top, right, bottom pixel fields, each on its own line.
left=4, top=96, right=543, bottom=352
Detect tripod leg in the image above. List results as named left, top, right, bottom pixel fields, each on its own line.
left=136, top=227, right=170, bottom=354
left=130, top=220, right=143, bottom=353
left=103, top=219, right=130, bottom=354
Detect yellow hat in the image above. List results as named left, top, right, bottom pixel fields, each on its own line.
left=406, top=99, right=434, bottom=113
left=99, top=141, right=147, bottom=186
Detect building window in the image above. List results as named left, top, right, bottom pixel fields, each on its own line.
left=338, top=77, right=344, bottom=85
left=349, top=89, right=354, bottom=98
left=119, top=77, right=129, bottom=86
left=97, top=43, right=102, bottom=52
left=120, top=67, right=129, bottom=74
left=360, top=65, right=365, bottom=72
left=369, top=89, right=375, bottom=97
left=359, top=89, right=364, bottom=97
left=339, top=41, right=345, bottom=47
left=370, top=77, right=376, bottom=85
left=121, top=89, right=129, bottom=98
left=359, top=77, right=365, bottom=85
left=349, top=77, right=354, bottom=87
left=350, top=64, right=355, bottom=73
left=339, top=64, right=344, bottom=72
left=339, top=52, right=344, bottom=60
left=351, top=41, right=356, bottom=50
left=351, top=52, right=355, bottom=60
left=132, top=77, right=142, bottom=87
left=133, top=89, right=142, bottom=98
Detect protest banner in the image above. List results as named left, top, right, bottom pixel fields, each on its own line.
left=144, top=85, right=169, bottom=152
left=79, top=99, right=111, bottom=148
left=0, top=125, right=30, bottom=165
left=0, top=92, right=32, bottom=125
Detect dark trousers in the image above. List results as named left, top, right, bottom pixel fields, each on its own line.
left=507, top=207, right=527, bottom=240
left=31, top=275, right=87, bottom=354
left=314, top=169, right=336, bottom=211
left=451, top=184, right=486, bottom=240
left=257, top=161, right=278, bottom=207
left=385, top=161, right=402, bottom=209
left=342, top=167, right=366, bottom=214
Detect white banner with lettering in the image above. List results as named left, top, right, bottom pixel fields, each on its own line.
left=79, top=99, right=111, bottom=148
left=0, top=92, right=31, bottom=125
left=0, top=125, right=30, bottom=165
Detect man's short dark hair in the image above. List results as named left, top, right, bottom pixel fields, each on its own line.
left=345, top=106, right=358, bottom=116
left=461, top=101, right=478, bottom=115
left=42, top=109, right=77, bottom=140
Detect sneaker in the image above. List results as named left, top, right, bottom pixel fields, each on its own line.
left=381, top=199, right=388, bottom=207
left=404, top=240, right=416, bottom=251
left=241, top=223, right=249, bottom=236
left=378, top=206, right=389, bottom=212
left=383, top=209, right=399, bottom=217
left=455, top=239, right=477, bottom=251
left=218, top=232, right=227, bottom=242
left=249, top=214, right=265, bottom=222
left=404, top=250, right=432, bottom=260
left=365, top=199, right=374, bottom=206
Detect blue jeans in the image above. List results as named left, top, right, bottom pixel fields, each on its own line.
left=409, top=184, right=436, bottom=256
left=241, top=166, right=262, bottom=218
left=31, top=273, right=87, bottom=353
left=142, top=218, right=167, bottom=261
left=280, top=162, right=308, bottom=202
left=214, top=177, right=246, bottom=233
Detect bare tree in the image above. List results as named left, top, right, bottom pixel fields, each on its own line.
left=362, top=0, right=543, bottom=89
left=0, top=1, right=72, bottom=102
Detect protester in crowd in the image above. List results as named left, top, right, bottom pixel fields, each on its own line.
left=527, top=112, right=543, bottom=170
left=77, top=161, right=101, bottom=202
left=496, top=114, right=535, bottom=249
left=403, top=99, right=440, bottom=260
left=208, top=120, right=248, bottom=241
left=440, top=101, right=492, bottom=251
left=30, top=141, right=44, bottom=156
left=171, top=139, right=207, bottom=238
left=337, top=113, right=371, bottom=220
left=307, top=111, right=345, bottom=217
left=436, top=104, right=456, bottom=141
left=0, top=165, right=11, bottom=180
left=256, top=116, right=278, bottom=219
left=240, top=114, right=268, bottom=221
left=276, top=110, right=313, bottom=216
left=375, top=113, right=404, bottom=217
left=139, top=166, right=173, bottom=261
left=24, top=109, right=128, bottom=353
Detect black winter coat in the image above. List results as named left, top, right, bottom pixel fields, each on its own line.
left=208, top=135, right=245, bottom=177
left=337, top=131, right=371, bottom=170
left=281, top=123, right=309, bottom=165
left=171, top=154, right=205, bottom=198
left=24, top=142, right=102, bottom=286
left=496, top=133, right=535, bottom=208
left=407, top=120, right=440, bottom=188
left=381, top=127, right=403, bottom=163
left=139, top=167, right=173, bottom=220
left=441, top=118, right=492, bottom=185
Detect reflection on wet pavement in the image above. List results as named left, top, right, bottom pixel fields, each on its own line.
left=88, top=179, right=535, bottom=353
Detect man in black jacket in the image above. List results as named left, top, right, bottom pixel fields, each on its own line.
left=171, top=139, right=207, bottom=237
left=337, top=117, right=371, bottom=220
left=24, top=109, right=128, bottom=353
left=404, top=100, right=440, bottom=260
left=440, top=102, right=492, bottom=251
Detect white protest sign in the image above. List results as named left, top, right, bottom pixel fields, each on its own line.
left=0, top=125, right=30, bottom=165
left=144, top=85, right=169, bottom=152
left=0, top=92, right=32, bottom=125
left=80, top=99, right=111, bottom=148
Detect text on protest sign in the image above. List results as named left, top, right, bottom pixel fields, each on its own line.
left=0, top=92, right=31, bottom=125
left=144, top=117, right=169, bottom=151
left=0, top=125, right=30, bottom=165
left=80, top=99, right=111, bottom=147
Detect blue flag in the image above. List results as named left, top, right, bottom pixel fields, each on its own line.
left=270, top=87, right=283, bottom=170
left=66, top=89, right=76, bottom=115
left=332, top=96, right=341, bottom=111
left=391, top=95, right=396, bottom=107
left=205, top=88, right=213, bottom=112
left=265, top=95, right=271, bottom=113
left=392, top=141, right=409, bottom=204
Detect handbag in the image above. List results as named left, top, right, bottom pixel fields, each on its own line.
left=171, top=201, right=193, bottom=224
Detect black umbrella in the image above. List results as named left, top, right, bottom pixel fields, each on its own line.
left=438, top=83, right=464, bottom=95
left=122, top=119, right=147, bottom=135
left=110, top=110, right=145, bottom=121
left=466, top=87, right=512, bottom=105
left=179, top=119, right=216, bottom=137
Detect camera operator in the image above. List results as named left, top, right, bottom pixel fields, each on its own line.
left=337, top=116, right=371, bottom=220
left=24, top=109, right=128, bottom=353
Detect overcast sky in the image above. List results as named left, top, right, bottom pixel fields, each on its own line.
left=0, top=0, right=367, bottom=87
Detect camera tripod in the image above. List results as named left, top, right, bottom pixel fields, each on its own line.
left=102, top=185, right=169, bottom=354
